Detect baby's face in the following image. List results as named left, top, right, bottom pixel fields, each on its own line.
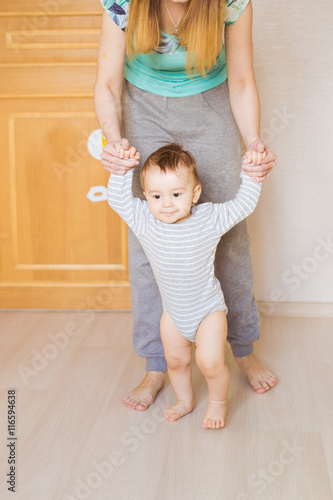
left=143, top=165, right=201, bottom=224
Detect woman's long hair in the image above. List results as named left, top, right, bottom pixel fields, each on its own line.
left=126, top=0, right=225, bottom=76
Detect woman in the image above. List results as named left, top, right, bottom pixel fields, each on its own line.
left=94, top=0, right=277, bottom=411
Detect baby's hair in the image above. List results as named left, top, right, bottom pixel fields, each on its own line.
left=140, top=143, right=201, bottom=189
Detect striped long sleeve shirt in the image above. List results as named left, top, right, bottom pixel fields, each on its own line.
left=107, top=169, right=261, bottom=341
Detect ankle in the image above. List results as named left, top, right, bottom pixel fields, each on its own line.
left=145, top=370, right=165, bottom=377
left=174, top=399, right=195, bottom=409
left=208, top=399, right=227, bottom=405
left=144, top=371, right=165, bottom=382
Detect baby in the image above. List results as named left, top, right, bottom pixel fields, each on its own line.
left=107, top=143, right=262, bottom=429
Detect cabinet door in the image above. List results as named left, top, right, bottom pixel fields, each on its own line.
left=0, top=1, right=131, bottom=309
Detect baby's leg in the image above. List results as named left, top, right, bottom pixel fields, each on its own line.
left=160, top=312, right=195, bottom=422
left=195, top=311, right=230, bottom=429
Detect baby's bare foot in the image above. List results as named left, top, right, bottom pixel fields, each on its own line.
left=123, top=371, right=165, bottom=411
left=202, top=399, right=227, bottom=429
left=163, top=400, right=195, bottom=422
left=235, top=353, right=277, bottom=394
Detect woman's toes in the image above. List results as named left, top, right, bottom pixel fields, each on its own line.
left=255, top=378, right=272, bottom=392
left=136, top=399, right=147, bottom=409
left=135, top=403, right=148, bottom=411
left=140, top=395, right=153, bottom=407
left=123, top=394, right=148, bottom=409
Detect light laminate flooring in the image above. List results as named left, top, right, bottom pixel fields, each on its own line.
left=0, top=311, right=332, bottom=500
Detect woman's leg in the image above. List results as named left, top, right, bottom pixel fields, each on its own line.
left=160, top=312, right=195, bottom=422
left=167, top=82, right=260, bottom=354
left=121, top=228, right=165, bottom=410
left=166, top=81, right=277, bottom=392
left=127, top=228, right=165, bottom=371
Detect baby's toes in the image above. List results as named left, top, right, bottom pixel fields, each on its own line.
left=163, top=409, right=174, bottom=422
left=213, top=419, right=219, bottom=429
left=123, top=399, right=135, bottom=408
left=217, top=419, right=225, bottom=429
left=126, top=395, right=137, bottom=405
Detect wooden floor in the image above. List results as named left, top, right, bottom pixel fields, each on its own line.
left=0, top=311, right=332, bottom=500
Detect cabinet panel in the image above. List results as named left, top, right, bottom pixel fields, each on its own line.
left=0, top=3, right=131, bottom=309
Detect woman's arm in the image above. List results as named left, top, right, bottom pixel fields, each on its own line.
left=94, top=12, right=139, bottom=173
left=225, top=1, right=276, bottom=182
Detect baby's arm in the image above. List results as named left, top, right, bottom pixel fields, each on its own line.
left=213, top=168, right=262, bottom=236
left=106, top=168, right=148, bottom=235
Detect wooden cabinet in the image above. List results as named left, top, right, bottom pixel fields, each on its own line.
left=0, top=1, right=131, bottom=309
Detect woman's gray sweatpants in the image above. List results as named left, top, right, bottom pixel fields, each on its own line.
left=121, top=79, right=260, bottom=372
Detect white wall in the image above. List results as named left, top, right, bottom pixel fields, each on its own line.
left=248, top=0, right=333, bottom=303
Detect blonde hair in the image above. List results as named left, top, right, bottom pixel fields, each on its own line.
left=140, top=143, right=201, bottom=189
left=126, top=0, right=225, bottom=76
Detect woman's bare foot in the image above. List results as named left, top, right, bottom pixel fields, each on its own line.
left=122, top=371, right=165, bottom=411
left=163, top=400, right=195, bottom=422
left=235, top=353, right=277, bottom=393
left=202, top=399, right=227, bottom=429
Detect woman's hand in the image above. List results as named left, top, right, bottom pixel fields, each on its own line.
left=242, top=138, right=277, bottom=183
left=101, top=138, right=140, bottom=175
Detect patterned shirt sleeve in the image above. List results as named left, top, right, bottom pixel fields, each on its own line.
left=225, top=0, right=250, bottom=25
left=212, top=170, right=261, bottom=236
left=100, top=0, right=130, bottom=31
left=107, top=169, right=150, bottom=236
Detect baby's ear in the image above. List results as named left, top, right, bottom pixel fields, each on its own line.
left=143, top=191, right=147, bottom=200
left=193, top=184, right=202, bottom=204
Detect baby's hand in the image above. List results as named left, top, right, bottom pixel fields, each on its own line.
left=242, top=149, right=267, bottom=166
left=115, top=143, right=140, bottom=162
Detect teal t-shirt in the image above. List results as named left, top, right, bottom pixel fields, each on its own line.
left=100, top=0, right=250, bottom=97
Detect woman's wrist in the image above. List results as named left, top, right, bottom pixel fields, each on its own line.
left=99, top=118, right=122, bottom=144
left=245, top=136, right=262, bottom=150
left=108, top=137, right=122, bottom=145
left=102, top=134, right=122, bottom=146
